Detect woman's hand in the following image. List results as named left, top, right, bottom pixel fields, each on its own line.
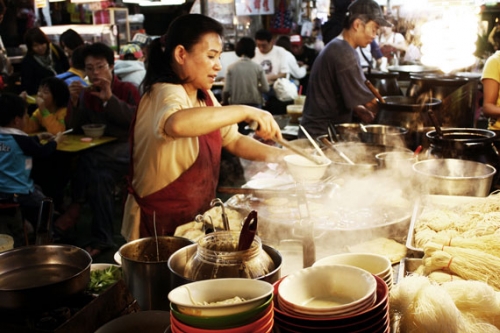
left=244, top=108, right=282, bottom=141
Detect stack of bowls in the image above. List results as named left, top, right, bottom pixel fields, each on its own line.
left=168, top=278, right=274, bottom=333
left=313, top=253, right=393, bottom=291
left=273, top=265, right=390, bottom=332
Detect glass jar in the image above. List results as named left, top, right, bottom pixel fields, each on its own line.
left=183, top=231, right=276, bottom=281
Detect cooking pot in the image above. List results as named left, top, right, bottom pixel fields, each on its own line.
left=119, top=236, right=194, bottom=311
left=425, top=128, right=500, bottom=188
left=374, top=96, right=442, bottom=149
left=168, top=243, right=282, bottom=290
left=407, top=74, right=478, bottom=128
left=331, top=124, right=407, bottom=147
left=0, top=245, right=91, bottom=310
left=365, top=71, right=403, bottom=96
left=387, top=65, right=440, bottom=81
left=316, top=140, right=411, bottom=177
left=412, top=159, right=496, bottom=197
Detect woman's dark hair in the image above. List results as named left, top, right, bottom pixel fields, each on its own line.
left=0, top=93, right=26, bottom=126
left=39, top=77, right=70, bottom=109
left=60, top=29, right=84, bottom=51
left=24, top=27, right=50, bottom=55
left=143, top=14, right=224, bottom=95
left=235, top=37, right=256, bottom=58
left=275, top=36, right=292, bottom=52
left=82, top=42, right=115, bottom=66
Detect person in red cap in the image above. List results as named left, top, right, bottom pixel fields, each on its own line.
left=299, top=0, right=391, bottom=138
left=289, top=34, right=318, bottom=95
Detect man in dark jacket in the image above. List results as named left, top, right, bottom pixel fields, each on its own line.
left=59, top=42, right=140, bottom=257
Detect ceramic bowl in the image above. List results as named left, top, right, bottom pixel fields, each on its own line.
left=313, top=253, right=392, bottom=278
left=168, top=278, right=273, bottom=317
left=277, top=265, right=376, bottom=316
left=170, top=294, right=272, bottom=329
left=82, top=123, right=106, bottom=138
left=284, top=154, right=331, bottom=183
left=90, top=263, right=121, bottom=271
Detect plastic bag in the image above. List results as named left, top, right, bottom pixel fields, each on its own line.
left=273, top=78, right=298, bottom=102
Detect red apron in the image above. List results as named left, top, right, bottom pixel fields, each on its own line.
left=127, top=91, right=221, bottom=236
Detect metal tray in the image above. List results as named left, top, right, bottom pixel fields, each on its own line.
left=397, top=257, right=423, bottom=284
left=406, top=195, right=484, bottom=256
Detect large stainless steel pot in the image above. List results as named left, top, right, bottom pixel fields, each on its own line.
left=168, top=243, right=282, bottom=290
left=425, top=128, right=500, bottom=187
left=407, top=74, right=478, bottom=128
left=374, top=96, right=442, bottom=149
left=365, top=71, right=403, bottom=96
left=332, top=123, right=408, bottom=147
left=413, top=159, right=496, bottom=197
left=0, top=245, right=92, bottom=310
left=119, top=236, right=194, bottom=311
left=316, top=140, right=411, bottom=177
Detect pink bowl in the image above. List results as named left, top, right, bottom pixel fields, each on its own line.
left=170, top=302, right=274, bottom=333
left=273, top=274, right=388, bottom=329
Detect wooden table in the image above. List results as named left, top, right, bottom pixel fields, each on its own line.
left=56, top=135, right=117, bottom=152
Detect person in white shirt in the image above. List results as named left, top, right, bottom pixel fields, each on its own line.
left=376, top=17, right=407, bottom=65
left=253, top=29, right=291, bottom=84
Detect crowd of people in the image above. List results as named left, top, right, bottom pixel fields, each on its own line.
left=0, top=0, right=429, bottom=258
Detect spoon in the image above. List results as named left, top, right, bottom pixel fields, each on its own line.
left=237, top=210, right=258, bottom=251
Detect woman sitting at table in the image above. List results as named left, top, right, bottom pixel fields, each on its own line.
left=23, top=77, right=70, bottom=135
left=20, top=27, right=69, bottom=97
left=122, top=14, right=286, bottom=241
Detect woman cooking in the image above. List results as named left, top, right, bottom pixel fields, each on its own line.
left=122, top=14, right=286, bottom=241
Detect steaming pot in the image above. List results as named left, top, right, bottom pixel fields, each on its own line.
left=183, top=231, right=276, bottom=281
left=365, top=71, right=403, bottom=96
left=425, top=128, right=500, bottom=187
left=374, top=96, right=442, bottom=149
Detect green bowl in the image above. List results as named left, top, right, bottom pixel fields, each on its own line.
left=170, top=294, right=273, bottom=329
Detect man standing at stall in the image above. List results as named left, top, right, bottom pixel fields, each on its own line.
left=299, top=0, right=391, bottom=137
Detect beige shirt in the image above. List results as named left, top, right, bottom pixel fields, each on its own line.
left=121, top=83, right=239, bottom=241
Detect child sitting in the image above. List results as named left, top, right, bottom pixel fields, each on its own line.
left=0, top=93, right=63, bottom=238
left=22, top=77, right=70, bottom=135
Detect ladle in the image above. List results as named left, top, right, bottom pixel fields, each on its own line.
left=237, top=210, right=258, bottom=251
left=427, top=109, right=443, bottom=138
left=299, top=125, right=330, bottom=162
left=328, top=123, right=341, bottom=142
left=319, top=137, right=356, bottom=165
left=365, top=79, right=386, bottom=103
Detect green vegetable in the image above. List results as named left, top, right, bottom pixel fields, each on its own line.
left=88, top=265, right=122, bottom=293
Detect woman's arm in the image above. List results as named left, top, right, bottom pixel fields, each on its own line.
left=482, top=78, right=500, bottom=118
left=165, top=105, right=282, bottom=141
left=224, top=134, right=288, bottom=163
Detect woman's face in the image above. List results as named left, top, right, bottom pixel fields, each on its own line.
left=180, top=32, right=222, bottom=93
left=37, top=85, right=55, bottom=108
left=32, top=42, right=47, bottom=56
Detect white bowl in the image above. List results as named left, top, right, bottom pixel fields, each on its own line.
left=82, top=123, right=106, bottom=138
left=313, top=253, right=392, bottom=278
left=168, top=278, right=273, bottom=317
left=284, top=154, right=331, bottom=183
left=278, top=264, right=376, bottom=315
